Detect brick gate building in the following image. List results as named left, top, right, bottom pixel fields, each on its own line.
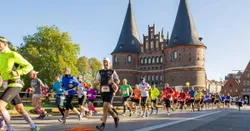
left=112, top=0, right=207, bottom=89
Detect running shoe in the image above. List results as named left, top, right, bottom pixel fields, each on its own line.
left=30, top=125, right=40, bottom=131
left=96, top=125, right=105, bottom=131
left=167, top=113, right=170, bottom=116
left=156, top=109, right=159, bottom=115
left=114, top=117, right=119, bottom=128
left=145, top=112, right=148, bottom=117
left=36, top=115, right=44, bottom=120
left=78, top=114, right=82, bottom=121
left=149, top=110, right=153, bottom=115
left=58, top=118, right=66, bottom=124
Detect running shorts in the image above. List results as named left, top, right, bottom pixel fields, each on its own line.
left=0, top=87, right=22, bottom=105
left=101, top=92, right=114, bottom=103
left=165, top=99, right=171, bottom=108
left=122, top=96, right=130, bottom=104
left=78, top=95, right=87, bottom=105
left=141, top=97, right=148, bottom=107
left=133, top=99, right=140, bottom=105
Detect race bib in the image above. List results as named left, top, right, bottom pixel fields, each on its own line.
left=101, top=85, right=110, bottom=92
left=83, top=91, right=87, bottom=96
left=60, top=95, right=65, bottom=100
left=59, top=88, right=63, bottom=91
left=88, top=94, right=92, bottom=97
left=122, top=90, right=127, bottom=95
left=3, top=81, right=8, bottom=89
left=64, top=90, right=68, bottom=95
left=78, top=94, right=83, bottom=98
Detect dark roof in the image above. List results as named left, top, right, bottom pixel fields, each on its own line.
left=168, top=0, right=205, bottom=48
left=112, top=0, right=141, bottom=54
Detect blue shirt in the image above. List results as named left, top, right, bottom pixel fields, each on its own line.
left=52, top=80, right=64, bottom=95
left=221, top=96, right=225, bottom=101
left=226, top=95, right=230, bottom=100
left=205, top=95, right=210, bottom=99
left=189, top=90, right=196, bottom=98
left=61, top=75, right=79, bottom=95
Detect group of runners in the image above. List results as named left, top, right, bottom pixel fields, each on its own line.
left=0, top=36, right=248, bottom=131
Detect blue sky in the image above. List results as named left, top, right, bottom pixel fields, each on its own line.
left=1, top=0, right=249, bottom=81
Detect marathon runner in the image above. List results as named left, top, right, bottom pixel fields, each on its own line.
left=120, top=79, right=133, bottom=117
left=173, top=89, right=179, bottom=110
left=160, top=90, right=166, bottom=111
left=138, top=78, right=151, bottom=118
left=59, top=68, right=81, bottom=124
left=214, top=93, right=221, bottom=109
left=150, top=82, right=160, bottom=115
left=195, top=89, right=203, bottom=111
left=204, top=94, right=211, bottom=109
left=30, top=70, right=47, bottom=119
left=76, top=75, right=89, bottom=118
left=220, top=94, right=225, bottom=108
left=130, top=84, right=141, bottom=115
left=243, top=96, right=248, bottom=107
left=0, top=36, right=40, bottom=131
left=236, top=95, right=242, bottom=111
left=163, top=83, right=174, bottom=115
left=188, top=87, right=196, bottom=112
left=87, top=84, right=98, bottom=116
left=96, top=57, right=120, bottom=131
left=178, top=89, right=186, bottom=112
left=185, top=90, right=191, bottom=111
left=51, top=74, right=65, bottom=119
left=225, top=93, right=231, bottom=108
left=211, top=93, right=215, bottom=109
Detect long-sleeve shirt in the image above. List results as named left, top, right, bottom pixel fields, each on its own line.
left=61, top=75, right=79, bottom=95
left=87, top=88, right=97, bottom=100
left=0, top=48, right=33, bottom=88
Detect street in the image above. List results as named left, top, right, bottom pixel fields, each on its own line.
left=6, top=107, right=250, bottom=131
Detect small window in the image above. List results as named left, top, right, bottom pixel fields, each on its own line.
left=114, top=55, right=118, bottom=63
left=248, top=88, right=250, bottom=92
left=148, top=75, right=151, bottom=81
left=145, top=42, right=149, bottom=50
left=152, top=75, right=155, bottom=81
left=248, top=81, right=250, bottom=85
left=156, top=75, right=159, bottom=80
left=141, top=47, right=144, bottom=53
left=160, top=56, right=163, bottom=63
left=152, top=57, right=155, bottom=64
left=148, top=58, right=152, bottom=64
left=160, top=75, right=163, bottom=81
left=151, top=33, right=154, bottom=39
left=150, top=41, right=154, bottom=49
left=229, top=84, right=232, bottom=87
left=156, top=41, right=159, bottom=49
left=144, top=58, right=147, bottom=64
left=173, top=51, right=178, bottom=59
left=236, top=89, right=238, bottom=92
left=156, top=57, right=159, bottom=63
left=243, top=89, right=245, bottom=92
left=230, top=89, right=232, bottom=92
left=244, top=81, right=246, bottom=85
left=128, top=55, right=132, bottom=63
left=140, top=58, right=144, bottom=64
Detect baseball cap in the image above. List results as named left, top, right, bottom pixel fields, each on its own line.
left=103, top=57, right=110, bottom=63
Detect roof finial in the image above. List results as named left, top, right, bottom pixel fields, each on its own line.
left=166, top=31, right=170, bottom=40
left=161, top=25, right=164, bottom=38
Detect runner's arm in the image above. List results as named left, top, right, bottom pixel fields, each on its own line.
left=13, top=52, right=33, bottom=76
left=129, top=86, right=133, bottom=97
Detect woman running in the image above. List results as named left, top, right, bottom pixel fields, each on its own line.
left=87, top=84, right=98, bottom=116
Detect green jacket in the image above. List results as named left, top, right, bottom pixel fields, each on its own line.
left=0, top=48, right=33, bottom=87
left=150, top=87, right=160, bottom=99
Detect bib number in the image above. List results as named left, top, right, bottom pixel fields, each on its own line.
left=101, top=86, right=110, bottom=92
left=3, top=82, right=8, bottom=89
left=60, top=95, right=65, bottom=100
left=78, top=94, right=83, bottom=98
left=122, top=90, right=127, bottom=95
left=64, top=90, right=69, bottom=95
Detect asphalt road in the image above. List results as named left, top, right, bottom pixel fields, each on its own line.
left=2, top=106, right=250, bottom=131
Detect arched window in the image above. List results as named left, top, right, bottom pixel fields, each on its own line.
left=152, top=57, right=155, bottom=64
left=114, top=55, right=118, bottom=63
left=173, top=51, right=178, bottom=59
left=148, top=58, right=151, bottom=64
left=128, top=55, right=132, bottom=63
left=145, top=42, right=149, bottom=50
left=160, top=75, right=163, bottom=81
left=156, top=75, right=159, bottom=81
left=150, top=41, right=154, bottom=49
left=160, top=56, right=163, bottom=63
left=152, top=75, right=155, bottom=81
left=156, top=57, right=159, bottom=63
left=140, top=58, right=144, bottom=64
left=144, top=58, right=147, bottom=64
left=156, top=41, right=159, bottom=49
left=148, top=75, right=151, bottom=81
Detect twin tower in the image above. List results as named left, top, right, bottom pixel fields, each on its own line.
left=111, top=0, right=207, bottom=89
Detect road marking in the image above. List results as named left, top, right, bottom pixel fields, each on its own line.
left=134, top=111, right=221, bottom=131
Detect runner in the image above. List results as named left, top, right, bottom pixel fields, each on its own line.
left=87, top=84, right=98, bottom=116
left=195, top=89, right=203, bottom=111
left=120, top=79, right=133, bottom=117
left=30, top=70, right=47, bottom=119
left=236, top=95, right=242, bottom=111
left=210, top=93, right=215, bottom=109
left=138, top=78, right=151, bottom=118
left=160, top=90, right=166, bottom=111
left=130, top=84, right=141, bottom=115
left=163, top=83, right=174, bottom=115
left=220, top=94, right=225, bottom=108
left=51, top=74, right=65, bottom=118
left=188, top=87, right=196, bottom=112
left=76, top=75, right=89, bottom=119
left=204, top=94, right=211, bottom=109
left=96, top=57, right=120, bottom=131
left=173, top=89, right=179, bottom=110
left=214, top=93, right=221, bottom=109
left=243, top=96, right=248, bottom=107
left=150, top=82, right=160, bottom=115
left=178, top=89, right=186, bottom=112
left=0, top=36, right=40, bottom=131
left=59, top=68, right=81, bottom=124
left=225, top=93, right=231, bottom=108
left=185, top=90, right=191, bottom=111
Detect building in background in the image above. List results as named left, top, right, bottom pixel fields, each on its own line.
left=112, top=0, right=207, bottom=89
left=206, top=80, right=223, bottom=94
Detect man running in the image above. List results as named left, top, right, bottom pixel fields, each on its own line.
left=0, top=36, right=39, bottom=131
left=59, top=68, right=81, bottom=124
left=138, top=78, right=151, bottom=118
left=178, top=89, right=186, bottom=112
left=96, top=57, right=120, bottom=131
left=130, top=84, right=141, bottom=115
left=30, top=70, right=47, bottom=119
left=221, top=94, right=225, bottom=108
left=195, top=89, right=203, bottom=111
left=120, top=79, right=133, bottom=117
left=150, top=82, right=160, bottom=115
left=188, top=87, right=197, bottom=112
left=163, top=83, right=174, bottom=115
left=173, top=89, right=179, bottom=110
left=51, top=74, right=65, bottom=118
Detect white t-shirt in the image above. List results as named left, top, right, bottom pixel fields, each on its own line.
left=77, top=83, right=87, bottom=96
left=138, top=82, right=151, bottom=97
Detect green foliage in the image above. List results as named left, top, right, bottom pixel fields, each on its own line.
left=6, top=104, right=15, bottom=110
left=88, top=57, right=102, bottom=84
left=17, top=25, right=80, bottom=88
left=77, top=56, right=90, bottom=81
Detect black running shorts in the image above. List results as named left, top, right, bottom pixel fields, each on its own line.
left=101, top=92, right=113, bottom=103
left=165, top=99, right=171, bottom=108
left=0, top=87, right=22, bottom=105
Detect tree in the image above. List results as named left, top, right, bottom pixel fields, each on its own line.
left=88, top=57, right=102, bottom=84
left=18, top=25, right=80, bottom=88
left=77, top=56, right=90, bottom=81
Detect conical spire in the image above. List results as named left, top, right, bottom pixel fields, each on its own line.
left=168, top=0, right=205, bottom=48
left=166, top=31, right=170, bottom=40
left=112, top=0, right=141, bottom=54
left=161, top=27, right=164, bottom=38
